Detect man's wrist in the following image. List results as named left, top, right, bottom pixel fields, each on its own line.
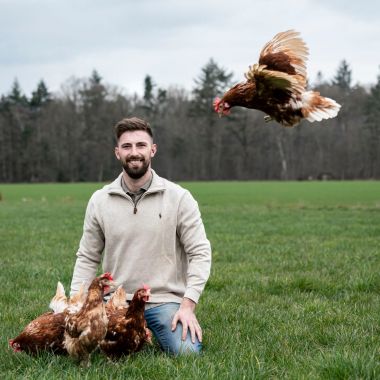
left=180, top=297, right=196, bottom=311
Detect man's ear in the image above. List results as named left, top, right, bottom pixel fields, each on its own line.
left=115, top=146, right=120, bottom=160
left=151, top=143, right=157, bottom=158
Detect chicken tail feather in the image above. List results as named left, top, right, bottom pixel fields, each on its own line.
left=49, top=281, right=68, bottom=314
left=301, top=91, right=341, bottom=122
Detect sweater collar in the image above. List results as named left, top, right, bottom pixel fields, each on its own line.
left=106, top=169, right=165, bottom=196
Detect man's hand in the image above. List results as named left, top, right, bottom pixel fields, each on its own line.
left=171, top=297, right=202, bottom=344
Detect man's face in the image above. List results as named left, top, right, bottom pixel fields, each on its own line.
left=115, top=131, right=157, bottom=179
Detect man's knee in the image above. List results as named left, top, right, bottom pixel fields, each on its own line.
left=172, top=339, right=202, bottom=356
left=167, top=326, right=202, bottom=356
left=145, top=303, right=203, bottom=356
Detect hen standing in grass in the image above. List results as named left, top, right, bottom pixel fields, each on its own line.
left=100, top=285, right=151, bottom=359
left=64, top=273, right=114, bottom=367
left=9, top=282, right=85, bottom=355
left=214, top=30, right=341, bottom=127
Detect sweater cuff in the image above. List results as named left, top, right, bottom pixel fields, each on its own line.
left=184, top=288, right=201, bottom=304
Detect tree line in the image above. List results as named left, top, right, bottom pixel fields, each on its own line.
left=1, top=59, right=379, bottom=182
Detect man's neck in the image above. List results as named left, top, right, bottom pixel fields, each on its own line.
left=122, top=169, right=152, bottom=193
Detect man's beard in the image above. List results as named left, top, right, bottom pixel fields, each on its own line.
left=121, top=156, right=150, bottom=179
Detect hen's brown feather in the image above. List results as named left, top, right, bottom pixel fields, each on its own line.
left=259, top=30, right=308, bottom=79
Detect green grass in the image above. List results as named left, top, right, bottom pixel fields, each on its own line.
left=1, top=181, right=380, bottom=379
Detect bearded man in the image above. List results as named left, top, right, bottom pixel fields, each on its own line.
left=70, top=117, right=211, bottom=355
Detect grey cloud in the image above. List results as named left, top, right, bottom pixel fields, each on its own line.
left=0, top=0, right=226, bottom=65
left=0, top=0, right=379, bottom=96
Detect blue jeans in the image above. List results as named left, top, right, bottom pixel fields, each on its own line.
left=144, top=303, right=202, bottom=355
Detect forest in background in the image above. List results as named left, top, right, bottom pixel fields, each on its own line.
left=1, top=59, right=380, bottom=182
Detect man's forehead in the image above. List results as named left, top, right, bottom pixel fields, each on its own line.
left=119, top=130, right=152, bottom=144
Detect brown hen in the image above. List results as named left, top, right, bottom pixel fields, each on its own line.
left=100, top=284, right=151, bottom=359
left=214, top=30, right=341, bottom=127
left=9, top=282, right=85, bottom=355
left=63, top=273, right=114, bottom=367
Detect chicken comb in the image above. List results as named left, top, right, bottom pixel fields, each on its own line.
left=142, top=283, right=151, bottom=291
left=101, top=272, right=113, bottom=281
left=213, top=97, right=221, bottom=112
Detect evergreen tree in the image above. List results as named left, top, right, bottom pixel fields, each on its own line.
left=141, top=75, right=167, bottom=115
left=143, top=75, right=155, bottom=105
left=30, top=80, right=51, bottom=108
left=79, top=70, right=113, bottom=181
left=190, top=59, right=233, bottom=179
left=191, top=58, right=233, bottom=114
left=81, top=70, right=107, bottom=109
left=90, top=69, right=102, bottom=85
left=333, top=60, right=352, bottom=92
left=8, top=79, right=28, bottom=105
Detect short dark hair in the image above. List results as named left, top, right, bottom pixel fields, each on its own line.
left=114, top=117, right=153, bottom=141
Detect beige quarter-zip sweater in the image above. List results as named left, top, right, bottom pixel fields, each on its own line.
left=70, top=169, right=211, bottom=304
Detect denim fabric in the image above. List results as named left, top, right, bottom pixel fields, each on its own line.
left=144, top=302, right=202, bottom=355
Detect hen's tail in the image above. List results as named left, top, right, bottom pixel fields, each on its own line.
left=301, top=91, right=341, bottom=122
left=106, top=285, right=128, bottom=312
left=49, top=281, right=68, bottom=314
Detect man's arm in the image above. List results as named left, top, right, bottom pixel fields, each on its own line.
left=172, top=190, right=211, bottom=342
left=70, top=194, right=105, bottom=295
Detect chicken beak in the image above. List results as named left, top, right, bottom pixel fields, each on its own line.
left=143, top=288, right=151, bottom=302
left=104, top=280, right=117, bottom=295
left=108, top=280, right=117, bottom=291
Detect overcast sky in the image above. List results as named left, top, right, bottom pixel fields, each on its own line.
left=1, top=0, right=379, bottom=97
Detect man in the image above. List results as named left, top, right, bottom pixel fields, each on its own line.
left=70, top=117, right=211, bottom=355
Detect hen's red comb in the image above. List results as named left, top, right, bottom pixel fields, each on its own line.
left=101, top=272, right=113, bottom=281
left=142, top=283, right=151, bottom=291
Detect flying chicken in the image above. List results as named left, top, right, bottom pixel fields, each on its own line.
left=214, top=30, right=341, bottom=127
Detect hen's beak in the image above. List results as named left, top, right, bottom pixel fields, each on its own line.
left=108, top=280, right=117, bottom=290
left=104, top=280, right=117, bottom=295
left=143, top=288, right=151, bottom=302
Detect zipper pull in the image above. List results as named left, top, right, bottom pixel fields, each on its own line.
left=134, top=206, right=137, bottom=214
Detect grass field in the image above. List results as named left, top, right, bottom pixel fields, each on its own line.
left=1, top=181, right=380, bottom=379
